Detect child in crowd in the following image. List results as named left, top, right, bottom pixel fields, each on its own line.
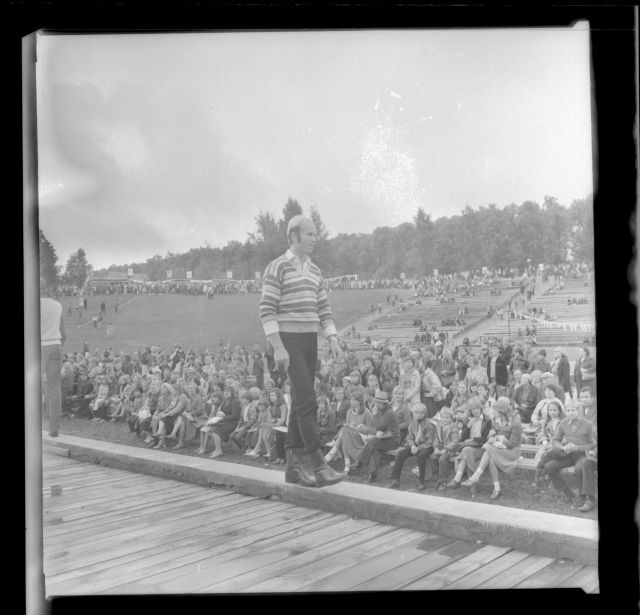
left=90, top=376, right=110, bottom=422
left=430, top=408, right=460, bottom=490
left=531, top=400, right=565, bottom=487
left=246, top=399, right=275, bottom=459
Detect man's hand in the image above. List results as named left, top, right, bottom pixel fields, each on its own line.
left=376, top=430, right=384, bottom=439
left=329, top=337, right=342, bottom=363
left=411, top=445, right=418, bottom=455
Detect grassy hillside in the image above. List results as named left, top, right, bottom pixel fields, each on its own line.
left=59, top=289, right=392, bottom=354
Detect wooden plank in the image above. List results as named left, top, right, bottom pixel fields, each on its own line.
left=555, top=565, right=599, bottom=592
left=444, top=550, right=532, bottom=589
left=473, top=555, right=556, bottom=589
left=98, top=512, right=346, bottom=594
left=46, top=502, right=298, bottom=594
left=290, top=534, right=456, bottom=593
left=43, top=445, right=70, bottom=457
left=44, top=492, right=248, bottom=565
left=48, top=507, right=332, bottom=583
left=245, top=527, right=425, bottom=593
left=195, top=521, right=392, bottom=593
left=44, top=486, right=225, bottom=541
left=43, top=481, right=204, bottom=534
left=401, top=545, right=513, bottom=590
left=42, top=473, right=194, bottom=511
left=349, top=539, right=482, bottom=591
left=43, top=475, right=176, bottom=510
left=513, top=559, right=585, bottom=589
left=46, top=500, right=294, bottom=585
left=44, top=471, right=162, bottom=495
left=43, top=465, right=117, bottom=482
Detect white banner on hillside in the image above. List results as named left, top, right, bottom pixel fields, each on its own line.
left=167, top=270, right=172, bottom=279
left=433, top=269, right=438, bottom=276
left=512, top=311, right=594, bottom=332
left=226, top=271, right=233, bottom=279
left=127, top=268, right=133, bottom=277
left=255, top=271, right=261, bottom=279
left=187, top=271, right=192, bottom=279
left=400, top=273, right=405, bottom=279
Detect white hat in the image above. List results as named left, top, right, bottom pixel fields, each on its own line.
left=435, top=341, right=442, bottom=346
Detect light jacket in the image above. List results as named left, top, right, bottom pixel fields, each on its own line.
left=421, top=368, right=444, bottom=401
left=405, top=418, right=436, bottom=451
left=433, top=421, right=460, bottom=452
left=398, top=369, right=422, bottom=405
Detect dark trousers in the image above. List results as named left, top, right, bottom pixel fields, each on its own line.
left=280, top=332, right=322, bottom=454
left=430, top=451, right=454, bottom=481
left=41, top=344, right=62, bottom=434
left=276, top=430, right=286, bottom=459
left=391, top=445, right=433, bottom=481
left=127, top=415, right=139, bottom=434
left=358, top=437, right=399, bottom=474
left=538, top=449, right=597, bottom=498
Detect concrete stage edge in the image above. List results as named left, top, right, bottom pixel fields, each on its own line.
left=41, top=432, right=598, bottom=565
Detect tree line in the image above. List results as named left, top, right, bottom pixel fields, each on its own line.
left=39, top=194, right=594, bottom=287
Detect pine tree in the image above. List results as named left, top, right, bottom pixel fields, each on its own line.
left=39, top=229, right=60, bottom=285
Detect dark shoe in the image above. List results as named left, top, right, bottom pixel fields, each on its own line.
left=577, top=499, right=595, bottom=513
left=388, top=479, right=401, bottom=489
left=308, top=449, right=347, bottom=487
left=48, top=432, right=58, bottom=438
left=418, top=481, right=426, bottom=490
left=353, top=461, right=363, bottom=470
left=438, top=482, right=447, bottom=492
left=365, top=472, right=377, bottom=483
left=490, top=490, right=500, bottom=500
left=563, top=491, right=575, bottom=504
left=347, top=467, right=356, bottom=476
left=284, top=449, right=317, bottom=487
left=446, top=479, right=460, bottom=489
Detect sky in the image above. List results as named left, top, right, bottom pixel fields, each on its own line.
left=36, top=27, right=594, bottom=270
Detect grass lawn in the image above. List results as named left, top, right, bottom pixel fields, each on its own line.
left=46, top=412, right=597, bottom=520
left=59, top=289, right=393, bottom=355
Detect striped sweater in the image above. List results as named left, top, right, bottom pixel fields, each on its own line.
left=259, top=250, right=337, bottom=338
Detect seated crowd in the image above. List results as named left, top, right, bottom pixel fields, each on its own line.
left=56, top=332, right=596, bottom=512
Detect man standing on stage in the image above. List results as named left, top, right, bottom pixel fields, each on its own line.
left=41, top=277, right=66, bottom=437
left=260, top=215, right=347, bottom=488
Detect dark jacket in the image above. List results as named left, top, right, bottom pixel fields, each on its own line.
left=460, top=416, right=492, bottom=445
left=556, top=356, right=571, bottom=394
left=486, top=354, right=508, bottom=387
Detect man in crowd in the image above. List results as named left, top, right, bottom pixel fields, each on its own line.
left=537, top=403, right=597, bottom=512
left=259, top=215, right=347, bottom=487
left=487, top=343, right=508, bottom=399
left=41, top=277, right=66, bottom=437
left=578, top=387, right=597, bottom=428
left=512, top=373, right=538, bottom=422
left=509, top=348, right=529, bottom=374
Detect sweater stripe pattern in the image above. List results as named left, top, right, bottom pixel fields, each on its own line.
left=260, top=255, right=335, bottom=334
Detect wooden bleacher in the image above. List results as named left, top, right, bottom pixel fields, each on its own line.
left=475, top=274, right=595, bottom=348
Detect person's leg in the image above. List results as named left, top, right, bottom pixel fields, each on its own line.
left=573, top=454, right=596, bottom=500
left=542, top=450, right=575, bottom=498
left=487, top=459, right=501, bottom=495
left=438, top=452, right=452, bottom=483
left=465, top=451, right=490, bottom=483
left=210, top=432, right=223, bottom=457
left=390, top=446, right=412, bottom=481
left=42, top=345, right=62, bottom=435
left=173, top=423, right=187, bottom=449
left=416, top=448, right=433, bottom=483
left=276, top=431, right=286, bottom=460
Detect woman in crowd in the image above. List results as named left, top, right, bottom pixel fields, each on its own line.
left=317, top=394, right=337, bottom=449
left=228, top=391, right=258, bottom=453
left=388, top=403, right=435, bottom=491
left=531, top=400, right=565, bottom=488
left=391, top=386, right=412, bottom=445
left=439, top=349, right=457, bottom=389
left=450, top=380, right=471, bottom=415
left=90, top=376, right=111, bottom=422
left=198, top=390, right=225, bottom=453
left=460, top=397, right=522, bottom=500
left=444, top=379, right=459, bottom=409
left=447, top=397, right=493, bottom=493
left=139, top=380, right=162, bottom=439
left=154, top=378, right=189, bottom=449
left=251, top=345, right=265, bottom=391
left=421, top=359, right=444, bottom=418
left=337, top=391, right=375, bottom=474
left=550, top=347, right=572, bottom=400
left=323, top=387, right=350, bottom=462
left=379, top=356, right=399, bottom=391
left=464, top=356, right=484, bottom=388
left=172, top=381, right=207, bottom=450
left=398, top=357, right=422, bottom=409
left=526, top=386, right=565, bottom=438
left=207, top=385, right=242, bottom=458
left=246, top=399, right=275, bottom=458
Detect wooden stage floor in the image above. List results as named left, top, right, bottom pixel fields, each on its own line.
left=42, top=453, right=599, bottom=594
